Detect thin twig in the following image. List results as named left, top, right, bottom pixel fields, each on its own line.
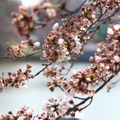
left=80, top=97, right=93, bottom=111
left=111, top=79, right=120, bottom=88
left=74, top=96, right=87, bottom=100
left=34, top=63, right=52, bottom=77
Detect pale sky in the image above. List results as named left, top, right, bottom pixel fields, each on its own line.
left=19, top=0, right=43, bottom=8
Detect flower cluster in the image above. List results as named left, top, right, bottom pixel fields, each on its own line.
left=0, top=106, right=34, bottom=120
left=0, top=64, right=33, bottom=92
left=11, top=6, right=35, bottom=38
left=67, top=40, right=120, bottom=96
left=11, top=0, right=71, bottom=38
left=47, top=75, right=66, bottom=92
left=39, top=95, right=75, bottom=119
left=90, top=41, right=120, bottom=68
left=42, top=0, right=120, bottom=63
left=42, top=15, right=90, bottom=63
left=43, top=66, right=58, bottom=78
left=89, top=0, right=120, bottom=9
left=6, top=39, right=40, bottom=58
left=107, top=23, right=120, bottom=41
left=44, top=39, right=120, bottom=96
left=0, top=98, right=76, bottom=120
left=42, top=1, right=56, bottom=18
left=16, top=106, right=34, bottom=119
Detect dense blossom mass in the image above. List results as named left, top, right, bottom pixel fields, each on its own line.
left=41, top=0, right=120, bottom=63
left=0, top=64, right=33, bottom=92
left=44, top=39, right=120, bottom=96
left=0, top=0, right=120, bottom=120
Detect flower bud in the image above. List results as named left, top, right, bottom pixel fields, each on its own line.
left=114, top=55, right=120, bottom=63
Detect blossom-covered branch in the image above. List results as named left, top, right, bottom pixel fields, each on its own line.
left=42, top=39, right=120, bottom=119
left=0, top=0, right=120, bottom=120
left=42, top=0, right=120, bottom=63
left=0, top=64, right=33, bottom=92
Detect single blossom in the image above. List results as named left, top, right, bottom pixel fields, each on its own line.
left=107, top=27, right=114, bottom=35
left=53, top=22, right=59, bottom=31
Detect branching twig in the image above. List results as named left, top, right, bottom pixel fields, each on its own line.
left=80, top=97, right=93, bottom=111
left=34, top=63, right=52, bottom=77
left=111, top=79, right=120, bottom=88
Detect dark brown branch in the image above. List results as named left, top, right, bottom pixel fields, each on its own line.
left=64, top=97, right=91, bottom=116
left=34, top=63, right=52, bottom=77
left=59, top=62, right=74, bottom=75
left=80, top=7, right=119, bottom=43
left=80, top=9, right=107, bottom=40
left=74, top=96, right=86, bottom=100
left=96, top=75, right=115, bottom=93
left=80, top=97, right=93, bottom=111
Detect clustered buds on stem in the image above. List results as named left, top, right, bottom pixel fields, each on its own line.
left=42, top=0, right=120, bottom=63
left=11, top=6, right=34, bottom=38
left=0, top=64, right=33, bottom=92
left=0, top=106, right=34, bottom=120
left=44, top=39, right=120, bottom=96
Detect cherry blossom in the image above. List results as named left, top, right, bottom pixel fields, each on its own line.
left=0, top=64, right=33, bottom=92
left=0, top=0, right=120, bottom=120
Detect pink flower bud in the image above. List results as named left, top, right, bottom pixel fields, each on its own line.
left=19, top=6, right=27, bottom=13
left=114, top=55, right=120, bottom=63
left=34, top=42, right=40, bottom=48
left=89, top=56, right=94, bottom=62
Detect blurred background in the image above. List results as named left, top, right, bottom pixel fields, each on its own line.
left=0, top=0, right=120, bottom=120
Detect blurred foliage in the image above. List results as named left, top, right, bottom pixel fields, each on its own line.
left=93, top=25, right=108, bottom=43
